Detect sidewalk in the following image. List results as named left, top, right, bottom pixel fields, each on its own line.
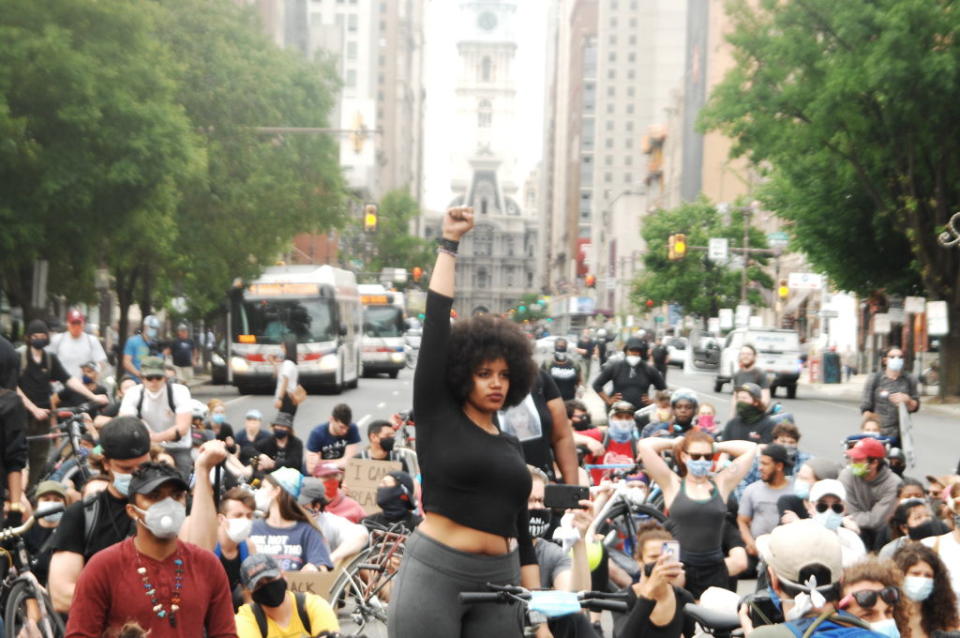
left=799, top=372, right=960, bottom=419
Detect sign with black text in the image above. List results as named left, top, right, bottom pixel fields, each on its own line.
left=345, top=457, right=402, bottom=515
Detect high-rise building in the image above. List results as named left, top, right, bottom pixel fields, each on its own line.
left=424, top=0, right=539, bottom=317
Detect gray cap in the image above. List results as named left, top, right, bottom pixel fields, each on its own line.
left=804, top=457, right=841, bottom=481
left=240, top=554, right=282, bottom=590
left=271, top=412, right=294, bottom=428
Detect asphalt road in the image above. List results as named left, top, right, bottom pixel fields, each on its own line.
left=192, top=361, right=958, bottom=481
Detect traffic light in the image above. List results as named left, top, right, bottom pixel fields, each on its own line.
left=646, top=299, right=655, bottom=308
left=585, top=275, right=596, bottom=288
left=363, top=204, right=377, bottom=232
left=778, top=280, right=789, bottom=299
left=668, top=233, right=687, bottom=260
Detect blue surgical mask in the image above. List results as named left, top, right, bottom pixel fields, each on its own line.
left=528, top=590, right=582, bottom=618
left=36, top=501, right=63, bottom=524
left=112, top=471, right=133, bottom=497
left=903, top=576, right=934, bottom=602
left=793, top=480, right=811, bottom=500
left=886, top=357, right=904, bottom=372
left=687, top=459, right=713, bottom=478
left=82, top=375, right=94, bottom=385
left=815, top=509, right=843, bottom=531
left=212, top=413, right=225, bottom=425
left=870, top=619, right=900, bottom=638
left=608, top=419, right=634, bottom=443
left=146, top=327, right=158, bottom=339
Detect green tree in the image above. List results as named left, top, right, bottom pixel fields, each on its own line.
left=153, top=0, right=345, bottom=319
left=346, top=190, right=432, bottom=278
left=0, top=0, right=199, bottom=324
left=631, top=199, right=772, bottom=317
left=700, top=0, right=960, bottom=396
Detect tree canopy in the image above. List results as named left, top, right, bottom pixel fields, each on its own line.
left=700, top=0, right=960, bottom=393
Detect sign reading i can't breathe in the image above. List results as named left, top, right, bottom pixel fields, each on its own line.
left=344, top=458, right=402, bottom=515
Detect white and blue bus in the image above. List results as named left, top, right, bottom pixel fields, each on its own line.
left=229, top=265, right=362, bottom=394
left=358, top=283, right=406, bottom=378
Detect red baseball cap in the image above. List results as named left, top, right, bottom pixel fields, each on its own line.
left=66, top=309, right=85, bottom=323
left=846, top=437, right=886, bottom=461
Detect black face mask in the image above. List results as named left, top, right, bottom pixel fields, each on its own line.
left=736, top=402, right=765, bottom=424
left=31, top=338, right=49, bottom=350
left=273, top=429, right=289, bottom=441
left=908, top=519, right=940, bottom=541
left=572, top=414, right=592, bottom=432
left=252, top=578, right=287, bottom=607
left=226, top=443, right=238, bottom=455
left=528, top=509, right=552, bottom=538
left=379, top=436, right=396, bottom=453
left=376, top=485, right=410, bottom=521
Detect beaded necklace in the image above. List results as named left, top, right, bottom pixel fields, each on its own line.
left=135, top=547, right=184, bottom=628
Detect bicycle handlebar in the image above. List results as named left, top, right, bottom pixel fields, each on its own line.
left=457, top=584, right=630, bottom=613
left=56, top=402, right=98, bottom=420
left=0, top=503, right=66, bottom=541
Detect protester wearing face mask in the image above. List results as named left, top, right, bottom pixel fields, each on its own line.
left=234, top=553, right=338, bottom=638
left=860, top=347, right=920, bottom=444
left=543, top=338, right=582, bottom=401
left=639, top=388, right=700, bottom=438
left=355, top=420, right=411, bottom=474
left=56, top=360, right=109, bottom=412
left=214, top=487, right=259, bottom=611
left=722, top=383, right=775, bottom=445
left=362, top=471, right=422, bottom=533
left=802, top=480, right=866, bottom=567
left=585, top=401, right=638, bottom=485
left=638, top=429, right=757, bottom=599
left=892, top=543, right=959, bottom=638
left=838, top=558, right=907, bottom=638
left=48, top=417, right=228, bottom=615
left=615, top=522, right=694, bottom=638
left=17, top=319, right=109, bottom=492
left=254, top=412, right=304, bottom=474
left=920, top=482, right=960, bottom=602
left=592, top=337, right=666, bottom=410
left=878, top=499, right=945, bottom=560
left=778, top=457, right=841, bottom=523
left=207, top=399, right=237, bottom=453
left=24, top=480, right=67, bottom=587
left=123, top=315, right=163, bottom=382
left=839, top=438, right=902, bottom=551
left=295, top=478, right=369, bottom=568
left=249, top=468, right=333, bottom=572
left=310, top=463, right=365, bottom=523
left=65, top=462, right=236, bottom=637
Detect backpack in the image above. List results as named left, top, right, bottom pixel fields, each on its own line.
left=213, top=540, right=250, bottom=563
left=785, top=610, right=881, bottom=638
left=250, top=591, right=311, bottom=638
left=134, top=381, right=176, bottom=419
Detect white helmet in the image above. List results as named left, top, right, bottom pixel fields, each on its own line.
left=189, top=399, right=208, bottom=421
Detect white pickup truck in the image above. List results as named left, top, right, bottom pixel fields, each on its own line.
left=713, top=328, right=803, bottom=399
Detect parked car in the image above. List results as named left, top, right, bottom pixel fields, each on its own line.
left=665, top=337, right=688, bottom=367
left=693, top=336, right=721, bottom=367
left=714, top=328, right=802, bottom=399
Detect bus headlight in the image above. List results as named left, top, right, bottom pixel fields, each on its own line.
left=319, top=354, right=339, bottom=371
left=231, top=357, right=249, bottom=373
left=390, top=352, right=406, bottom=363
left=211, top=352, right=225, bottom=367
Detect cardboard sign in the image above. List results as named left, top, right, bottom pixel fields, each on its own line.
left=344, top=458, right=402, bottom=515
left=283, top=570, right=338, bottom=600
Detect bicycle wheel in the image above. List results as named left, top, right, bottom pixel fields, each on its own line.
left=4, top=579, right=63, bottom=638
left=328, top=543, right=401, bottom=638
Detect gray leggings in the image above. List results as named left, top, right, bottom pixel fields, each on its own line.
left=388, top=529, right=524, bottom=638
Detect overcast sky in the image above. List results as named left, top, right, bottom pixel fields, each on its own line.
left=422, top=0, right=548, bottom=212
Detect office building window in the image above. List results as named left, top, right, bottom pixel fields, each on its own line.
left=628, top=69, right=635, bottom=79
left=582, top=119, right=595, bottom=150
left=627, top=86, right=635, bottom=96
left=605, top=172, right=613, bottom=183
left=347, top=41, right=357, bottom=59
left=606, top=154, right=613, bottom=165
left=580, top=157, right=593, bottom=186
left=607, top=103, right=614, bottom=114
left=625, top=138, right=633, bottom=149
left=607, top=86, right=615, bottom=96
left=608, top=51, right=616, bottom=62
left=628, top=52, right=636, bottom=62
left=345, top=69, right=356, bottom=87
left=583, top=83, right=596, bottom=114
left=348, top=14, right=357, bottom=31
left=481, top=56, right=493, bottom=82
left=624, top=173, right=632, bottom=183
left=478, top=99, right=492, bottom=127
left=626, top=104, right=634, bottom=114
left=626, top=121, right=633, bottom=131
left=608, top=69, right=615, bottom=79
left=629, top=35, right=637, bottom=45
left=625, top=155, right=633, bottom=165
left=606, top=121, right=614, bottom=131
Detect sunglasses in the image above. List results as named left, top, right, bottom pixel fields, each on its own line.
left=815, top=502, right=844, bottom=514
left=687, top=453, right=712, bottom=461
left=144, top=375, right=165, bottom=381
left=840, top=586, right=900, bottom=610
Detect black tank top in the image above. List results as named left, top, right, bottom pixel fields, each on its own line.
left=668, top=479, right=726, bottom=554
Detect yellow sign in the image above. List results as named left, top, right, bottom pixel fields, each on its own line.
left=361, top=294, right=391, bottom=305
left=247, top=283, right=320, bottom=297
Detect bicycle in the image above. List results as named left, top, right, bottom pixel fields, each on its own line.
left=327, top=522, right=409, bottom=638
left=0, top=503, right=67, bottom=638
left=28, top=403, right=97, bottom=490
left=459, top=582, right=629, bottom=637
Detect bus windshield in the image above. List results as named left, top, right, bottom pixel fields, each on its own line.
left=237, top=297, right=336, bottom=344
left=363, top=305, right=404, bottom=338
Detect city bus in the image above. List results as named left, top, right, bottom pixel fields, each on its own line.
left=358, top=283, right=406, bottom=378
left=229, top=265, right=362, bottom=394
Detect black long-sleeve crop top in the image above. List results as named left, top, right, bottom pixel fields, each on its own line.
left=413, top=290, right=536, bottom=566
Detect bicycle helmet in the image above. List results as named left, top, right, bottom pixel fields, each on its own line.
left=670, top=388, right=699, bottom=408
left=189, top=399, right=208, bottom=421
left=608, top=400, right=636, bottom=421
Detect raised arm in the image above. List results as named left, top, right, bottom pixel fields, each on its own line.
left=714, top=440, right=759, bottom=498
left=429, top=206, right=474, bottom=298
left=637, top=437, right=680, bottom=506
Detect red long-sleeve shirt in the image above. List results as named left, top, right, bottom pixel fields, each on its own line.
left=66, top=537, right=237, bottom=638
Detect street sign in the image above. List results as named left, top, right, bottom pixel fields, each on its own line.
left=788, top=272, right=824, bottom=291
left=767, top=231, right=789, bottom=248
left=708, top=317, right=720, bottom=334
left=708, top=238, right=729, bottom=262
left=735, top=304, right=751, bottom=327
left=719, top=309, right=734, bottom=330
left=819, top=309, right=839, bottom=319
left=904, top=296, right=926, bottom=314
left=604, top=278, right=616, bottom=290
left=874, top=313, right=891, bottom=334
left=927, top=300, right=949, bottom=336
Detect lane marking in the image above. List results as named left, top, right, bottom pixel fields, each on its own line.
left=376, top=402, right=386, bottom=409
left=358, top=414, right=372, bottom=429
left=224, top=395, right=251, bottom=406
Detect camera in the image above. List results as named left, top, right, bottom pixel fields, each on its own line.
left=740, top=589, right=784, bottom=626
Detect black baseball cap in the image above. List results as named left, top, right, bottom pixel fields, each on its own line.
left=762, top=443, right=794, bottom=469
left=272, top=412, right=294, bottom=428
left=99, top=416, right=152, bottom=460
left=128, top=462, right=189, bottom=497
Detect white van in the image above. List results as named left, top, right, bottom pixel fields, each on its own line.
left=714, top=328, right=802, bottom=399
